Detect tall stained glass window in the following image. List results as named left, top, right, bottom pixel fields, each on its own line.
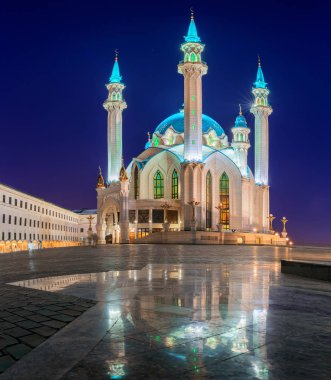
left=206, top=171, right=212, bottom=230
left=171, top=170, right=178, bottom=199
left=154, top=170, right=164, bottom=199
left=220, top=172, right=230, bottom=230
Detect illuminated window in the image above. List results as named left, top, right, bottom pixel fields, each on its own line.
left=117, top=92, right=121, bottom=101
left=192, top=109, right=195, bottom=115
left=261, top=98, right=265, bottom=106
left=185, top=53, right=189, bottom=62
left=111, top=91, right=117, bottom=101
left=220, top=172, right=230, bottom=230
left=206, top=171, right=212, bottom=230
left=190, top=52, right=196, bottom=62
left=153, top=170, right=164, bottom=199
left=134, top=166, right=139, bottom=199
left=171, top=169, right=178, bottom=199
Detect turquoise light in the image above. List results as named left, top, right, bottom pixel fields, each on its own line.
left=185, top=19, right=201, bottom=43
left=254, top=65, right=267, bottom=89
left=234, top=114, right=248, bottom=128
left=109, top=60, right=122, bottom=83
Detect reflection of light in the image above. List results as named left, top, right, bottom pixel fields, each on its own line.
left=205, top=337, right=218, bottom=350
left=108, top=307, right=121, bottom=322
left=165, top=336, right=175, bottom=347
left=107, top=362, right=126, bottom=379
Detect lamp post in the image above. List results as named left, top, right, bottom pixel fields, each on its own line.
left=86, top=215, right=95, bottom=245
left=281, top=217, right=288, bottom=238
left=267, top=214, right=276, bottom=232
left=187, top=200, right=200, bottom=231
left=215, top=202, right=223, bottom=232
left=160, top=202, right=171, bottom=232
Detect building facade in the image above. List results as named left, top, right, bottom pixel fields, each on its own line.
left=0, top=183, right=83, bottom=252
left=96, top=13, right=277, bottom=244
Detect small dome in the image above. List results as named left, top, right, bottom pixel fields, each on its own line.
left=154, top=111, right=224, bottom=137
left=234, top=114, right=248, bottom=128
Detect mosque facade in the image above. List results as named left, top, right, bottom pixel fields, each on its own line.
left=96, top=13, right=279, bottom=245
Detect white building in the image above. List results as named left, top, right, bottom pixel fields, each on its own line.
left=0, top=183, right=83, bottom=252
left=96, top=13, right=286, bottom=245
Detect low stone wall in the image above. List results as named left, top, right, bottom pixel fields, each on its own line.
left=134, top=231, right=287, bottom=245
left=281, top=260, right=331, bottom=281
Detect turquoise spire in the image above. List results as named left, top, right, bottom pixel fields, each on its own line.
left=184, top=9, right=201, bottom=43
left=109, top=51, right=122, bottom=83
left=234, top=104, right=248, bottom=128
left=253, top=56, right=267, bottom=89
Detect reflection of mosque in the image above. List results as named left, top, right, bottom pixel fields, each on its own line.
left=14, top=264, right=272, bottom=378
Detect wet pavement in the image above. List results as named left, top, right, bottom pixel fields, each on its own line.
left=0, top=244, right=330, bottom=379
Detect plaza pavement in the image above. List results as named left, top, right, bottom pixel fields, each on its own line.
left=0, top=244, right=330, bottom=379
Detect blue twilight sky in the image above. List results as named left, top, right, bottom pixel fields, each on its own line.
left=0, top=0, right=330, bottom=244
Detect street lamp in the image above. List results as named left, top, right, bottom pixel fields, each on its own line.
left=215, top=202, right=223, bottom=232
left=281, top=217, right=288, bottom=238
left=267, top=214, right=276, bottom=232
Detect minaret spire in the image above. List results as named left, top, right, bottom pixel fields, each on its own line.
left=231, top=105, right=250, bottom=177
left=103, top=50, right=127, bottom=182
left=250, top=57, right=272, bottom=186
left=109, top=49, right=122, bottom=83
left=178, top=9, right=207, bottom=162
left=254, top=55, right=267, bottom=89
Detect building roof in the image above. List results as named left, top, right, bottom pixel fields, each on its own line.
left=253, top=64, right=267, bottom=89
left=109, top=58, right=122, bottom=84
left=154, top=111, right=224, bottom=137
left=185, top=17, right=201, bottom=43
left=0, top=182, right=79, bottom=215
left=72, top=208, right=97, bottom=215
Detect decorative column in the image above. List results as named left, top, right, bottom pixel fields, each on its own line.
left=103, top=51, right=127, bottom=183
left=119, top=159, right=129, bottom=244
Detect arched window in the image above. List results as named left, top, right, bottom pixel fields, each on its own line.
left=185, top=53, right=189, bottom=62
left=153, top=170, right=164, bottom=199
left=219, top=172, right=230, bottom=230
left=257, top=98, right=261, bottom=105
left=261, top=98, right=265, bottom=106
left=117, top=92, right=121, bottom=101
left=134, top=166, right=139, bottom=200
left=190, top=52, right=196, bottom=62
left=206, top=171, right=212, bottom=230
left=111, top=92, right=117, bottom=101
left=171, top=169, right=178, bottom=199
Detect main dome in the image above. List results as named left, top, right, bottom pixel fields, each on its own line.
left=154, top=111, right=224, bottom=137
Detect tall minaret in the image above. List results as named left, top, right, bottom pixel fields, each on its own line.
left=250, top=57, right=272, bottom=185
left=103, top=51, right=127, bottom=182
left=231, top=105, right=251, bottom=177
left=178, top=10, right=207, bottom=162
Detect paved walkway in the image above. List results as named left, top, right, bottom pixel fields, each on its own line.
left=0, top=245, right=330, bottom=379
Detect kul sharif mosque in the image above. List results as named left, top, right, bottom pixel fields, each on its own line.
left=95, top=12, right=284, bottom=245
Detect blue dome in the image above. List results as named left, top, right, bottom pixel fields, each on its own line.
left=154, top=112, right=224, bottom=137
left=234, top=114, right=248, bottom=128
